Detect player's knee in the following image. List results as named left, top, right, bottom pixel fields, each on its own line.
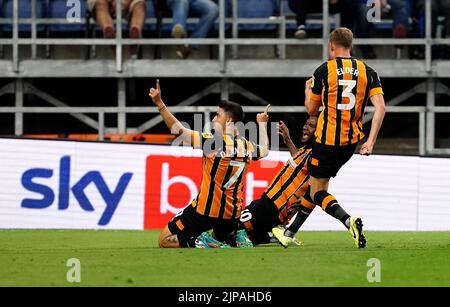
left=159, top=235, right=176, bottom=248
left=158, top=227, right=171, bottom=248
left=158, top=233, right=165, bottom=248
left=310, top=180, right=328, bottom=198
left=159, top=238, right=169, bottom=248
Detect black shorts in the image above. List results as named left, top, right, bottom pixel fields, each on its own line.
left=240, top=194, right=281, bottom=245
left=168, top=204, right=238, bottom=243
left=308, top=141, right=358, bottom=179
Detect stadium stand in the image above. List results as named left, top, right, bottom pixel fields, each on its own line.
left=0, top=0, right=449, bottom=156
left=48, top=0, right=87, bottom=32
left=237, top=0, right=277, bottom=30
left=1, top=0, right=46, bottom=31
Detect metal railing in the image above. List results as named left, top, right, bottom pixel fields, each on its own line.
left=0, top=0, right=449, bottom=157
left=1, top=105, right=449, bottom=156
left=0, top=0, right=445, bottom=72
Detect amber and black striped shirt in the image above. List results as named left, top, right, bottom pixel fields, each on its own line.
left=264, top=146, right=314, bottom=223
left=190, top=131, right=263, bottom=220
left=310, top=57, right=384, bottom=146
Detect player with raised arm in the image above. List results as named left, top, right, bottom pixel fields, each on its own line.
left=236, top=80, right=318, bottom=247
left=303, top=27, right=386, bottom=248
left=235, top=115, right=318, bottom=247
left=196, top=78, right=318, bottom=248
left=149, top=80, right=270, bottom=248
left=196, top=114, right=317, bottom=248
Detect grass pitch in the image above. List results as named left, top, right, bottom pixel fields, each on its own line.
left=0, top=230, right=449, bottom=287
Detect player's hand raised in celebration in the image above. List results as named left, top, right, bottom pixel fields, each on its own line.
left=277, top=120, right=291, bottom=144
left=256, top=104, right=270, bottom=123
left=149, top=79, right=163, bottom=107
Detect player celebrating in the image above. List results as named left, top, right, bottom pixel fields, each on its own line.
left=304, top=27, right=386, bottom=248
left=149, top=80, right=270, bottom=248
left=237, top=116, right=317, bottom=246
left=196, top=109, right=318, bottom=248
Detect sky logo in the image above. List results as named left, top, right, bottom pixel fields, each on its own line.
left=21, top=156, right=133, bottom=226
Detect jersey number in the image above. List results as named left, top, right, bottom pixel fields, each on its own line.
left=223, top=160, right=245, bottom=189
left=337, top=80, right=356, bottom=110
left=240, top=209, right=252, bottom=223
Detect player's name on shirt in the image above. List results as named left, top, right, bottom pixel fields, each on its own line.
left=198, top=131, right=256, bottom=159
left=336, top=66, right=359, bottom=77
left=218, top=146, right=253, bottom=159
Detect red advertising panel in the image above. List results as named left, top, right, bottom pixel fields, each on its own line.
left=144, top=155, right=284, bottom=229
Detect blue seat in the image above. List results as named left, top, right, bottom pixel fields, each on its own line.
left=1, top=0, right=46, bottom=31
left=48, top=0, right=87, bottom=32
left=238, top=0, right=278, bottom=31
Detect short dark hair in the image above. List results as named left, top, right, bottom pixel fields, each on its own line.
left=219, top=100, right=244, bottom=123
left=329, top=27, right=353, bottom=49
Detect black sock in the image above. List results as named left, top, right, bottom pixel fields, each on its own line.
left=286, top=187, right=316, bottom=236
left=177, top=234, right=196, bottom=248
left=286, top=206, right=313, bottom=236
left=314, top=190, right=350, bottom=229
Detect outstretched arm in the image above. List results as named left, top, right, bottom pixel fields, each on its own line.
left=149, top=79, right=194, bottom=144
left=277, top=121, right=298, bottom=156
left=359, top=93, right=385, bottom=155
left=256, top=104, right=271, bottom=158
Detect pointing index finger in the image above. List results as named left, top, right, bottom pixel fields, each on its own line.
left=156, top=79, right=160, bottom=91
left=264, top=104, right=271, bottom=114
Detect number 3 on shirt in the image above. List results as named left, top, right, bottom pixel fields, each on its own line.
left=338, top=79, right=356, bottom=110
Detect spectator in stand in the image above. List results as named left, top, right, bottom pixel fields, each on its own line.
left=288, top=0, right=341, bottom=39
left=385, top=0, right=410, bottom=38
left=340, top=0, right=410, bottom=59
left=166, top=0, right=219, bottom=59
left=408, top=0, right=423, bottom=58
left=415, top=0, right=450, bottom=59
left=87, top=0, right=146, bottom=58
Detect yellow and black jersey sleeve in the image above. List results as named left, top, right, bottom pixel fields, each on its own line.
left=366, top=65, right=384, bottom=97
left=310, top=62, right=328, bottom=103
